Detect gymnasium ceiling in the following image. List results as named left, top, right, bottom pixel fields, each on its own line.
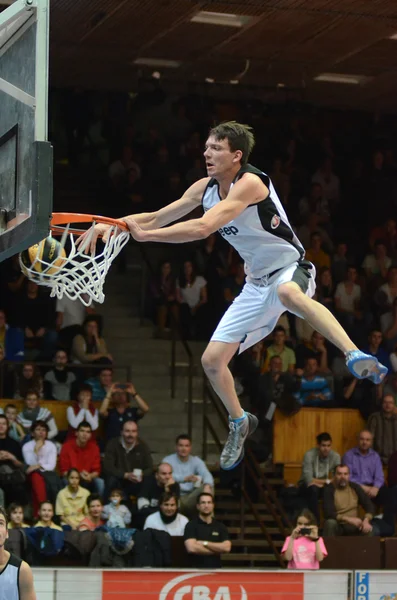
left=47, top=0, right=397, bottom=111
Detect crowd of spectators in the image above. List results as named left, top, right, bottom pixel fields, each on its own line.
left=2, top=89, right=397, bottom=565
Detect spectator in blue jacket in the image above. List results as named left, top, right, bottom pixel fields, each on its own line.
left=297, top=357, right=333, bottom=407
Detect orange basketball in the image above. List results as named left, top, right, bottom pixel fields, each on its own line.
left=20, top=236, right=67, bottom=275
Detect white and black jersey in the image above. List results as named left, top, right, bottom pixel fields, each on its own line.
left=202, top=163, right=304, bottom=280
left=0, top=553, right=22, bottom=600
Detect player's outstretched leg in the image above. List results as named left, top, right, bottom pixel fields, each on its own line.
left=277, top=282, right=388, bottom=384
left=201, top=341, right=258, bottom=470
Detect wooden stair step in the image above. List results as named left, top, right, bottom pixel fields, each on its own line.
left=222, top=553, right=278, bottom=562
left=231, top=539, right=284, bottom=548
left=228, top=527, right=281, bottom=535
left=221, top=514, right=273, bottom=522
left=216, top=502, right=272, bottom=510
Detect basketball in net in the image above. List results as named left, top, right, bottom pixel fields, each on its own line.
left=20, top=236, right=67, bottom=275
left=18, top=213, right=131, bottom=306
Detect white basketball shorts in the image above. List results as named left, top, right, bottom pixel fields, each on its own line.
left=211, top=259, right=316, bottom=353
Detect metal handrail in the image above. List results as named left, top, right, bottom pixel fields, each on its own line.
left=202, top=374, right=290, bottom=564
left=137, top=244, right=194, bottom=438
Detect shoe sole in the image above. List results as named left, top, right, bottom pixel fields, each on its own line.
left=348, top=357, right=388, bottom=384
left=221, top=413, right=259, bottom=471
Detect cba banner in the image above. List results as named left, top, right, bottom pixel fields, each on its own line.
left=102, top=570, right=304, bottom=600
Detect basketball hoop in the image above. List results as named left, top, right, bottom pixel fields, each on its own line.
left=19, top=213, right=130, bottom=306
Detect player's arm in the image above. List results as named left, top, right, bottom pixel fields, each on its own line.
left=19, top=561, right=37, bottom=600
left=124, top=174, right=268, bottom=244
left=125, top=177, right=209, bottom=230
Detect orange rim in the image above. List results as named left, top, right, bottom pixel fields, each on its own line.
left=50, top=212, right=129, bottom=236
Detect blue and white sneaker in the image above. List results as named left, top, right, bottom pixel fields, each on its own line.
left=220, top=412, right=258, bottom=470
left=346, top=350, right=388, bottom=384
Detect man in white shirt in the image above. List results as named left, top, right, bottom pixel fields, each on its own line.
left=144, top=492, right=188, bottom=536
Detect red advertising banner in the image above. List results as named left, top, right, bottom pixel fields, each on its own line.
left=103, top=570, right=304, bottom=600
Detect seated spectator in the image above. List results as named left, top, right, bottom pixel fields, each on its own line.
left=19, top=281, right=57, bottom=359
left=375, top=266, right=397, bottom=315
left=331, top=242, right=349, bottom=284
left=55, top=468, right=89, bottom=529
left=22, top=420, right=58, bottom=515
left=56, top=294, right=94, bottom=351
left=0, top=414, right=28, bottom=506
left=102, top=488, right=131, bottom=528
left=363, top=329, right=392, bottom=373
left=99, top=382, right=149, bottom=441
left=298, top=214, right=333, bottom=256
left=312, top=157, right=340, bottom=204
left=382, top=298, right=397, bottom=352
left=296, top=358, right=333, bottom=407
left=144, top=491, right=188, bottom=536
left=85, top=367, right=113, bottom=402
left=0, top=309, right=24, bottom=362
left=35, top=501, right=62, bottom=530
left=17, top=391, right=58, bottom=440
left=298, top=432, right=340, bottom=522
left=176, top=260, right=207, bottom=340
left=368, top=395, right=397, bottom=465
left=71, top=316, right=112, bottom=364
left=7, top=503, right=29, bottom=529
left=362, top=240, right=391, bottom=285
left=43, top=349, right=76, bottom=401
left=305, top=232, right=331, bottom=272
left=78, top=494, right=105, bottom=531
left=334, top=266, right=362, bottom=331
left=342, top=430, right=394, bottom=535
left=0, top=346, right=16, bottom=399
left=342, top=374, right=382, bottom=416
left=384, top=372, right=397, bottom=404
left=263, top=326, right=296, bottom=373
left=66, top=384, right=99, bottom=440
left=223, top=261, right=245, bottom=307
left=148, top=260, right=178, bottom=336
left=59, top=421, right=104, bottom=497
left=14, top=362, right=43, bottom=399
left=254, top=356, right=300, bottom=423
left=295, top=331, right=330, bottom=373
left=103, top=420, right=153, bottom=500
left=184, top=493, right=231, bottom=569
left=282, top=509, right=327, bottom=570
left=163, top=434, right=214, bottom=518
left=138, top=462, right=180, bottom=515
left=299, top=182, right=329, bottom=224
left=3, top=404, right=24, bottom=442
left=323, top=464, right=375, bottom=536
left=316, top=267, right=334, bottom=312
left=370, top=218, right=397, bottom=258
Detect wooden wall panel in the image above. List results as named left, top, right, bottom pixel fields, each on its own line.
left=273, top=408, right=365, bottom=464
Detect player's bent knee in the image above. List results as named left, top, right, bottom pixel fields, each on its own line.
left=277, top=282, right=303, bottom=309
left=201, top=349, right=222, bottom=374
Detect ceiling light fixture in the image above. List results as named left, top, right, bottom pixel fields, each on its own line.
left=191, top=11, right=252, bottom=28
left=314, top=73, right=371, bottom=85
left=133, top=58, right=181, bottom=68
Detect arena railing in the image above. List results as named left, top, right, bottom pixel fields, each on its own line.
left=137, top=244, right=195, bottom=439
left=202, top=375, right=291, bottom=565
left=0, top=360, right=133, bottom=397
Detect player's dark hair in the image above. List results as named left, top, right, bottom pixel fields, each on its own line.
left=0, top=506, right=8, bottom=527
left=316, top=432, right=332, bottom=445
left=176, top=433, right=191, bottom=444
left=209, top=121, right=255, bottom=165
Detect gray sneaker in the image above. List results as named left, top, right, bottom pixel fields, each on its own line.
left=220, top=412, right=258, bottom=470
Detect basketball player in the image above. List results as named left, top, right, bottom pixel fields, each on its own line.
left=0, top=506, right=36, bottom=599
left=82, top=122, right=388, bottom=471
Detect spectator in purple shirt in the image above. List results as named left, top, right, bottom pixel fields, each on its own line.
left=343, top=429, right=394, bottom=535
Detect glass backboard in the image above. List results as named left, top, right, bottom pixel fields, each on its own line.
left=0, top=0, right=52, bottom=262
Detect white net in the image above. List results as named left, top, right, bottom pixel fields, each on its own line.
left=19, top=223, right=130, bottom=306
